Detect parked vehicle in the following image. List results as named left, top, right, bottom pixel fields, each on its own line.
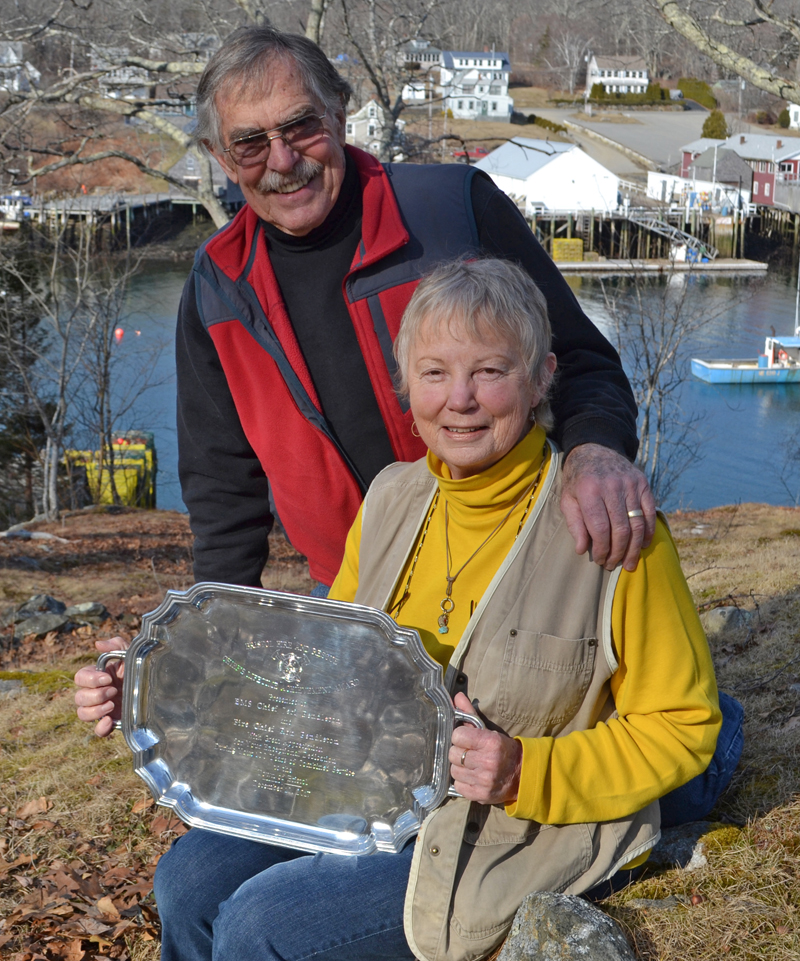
left=451, top=146, right=489, bottom=161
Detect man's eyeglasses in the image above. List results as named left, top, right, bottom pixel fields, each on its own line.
left=223, top=110, right=328, bottom=167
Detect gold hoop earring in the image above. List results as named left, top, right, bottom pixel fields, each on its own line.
left=411, top=422, right=421, bottom=437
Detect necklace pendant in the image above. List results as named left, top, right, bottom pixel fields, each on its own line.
left=438, top=612, right=450, bottom=635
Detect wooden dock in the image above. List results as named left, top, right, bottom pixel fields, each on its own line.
left=556, top=257, right=768, bottom=274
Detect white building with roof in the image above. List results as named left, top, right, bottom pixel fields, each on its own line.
left=585, top=55, right=648, bottom=96
left=439, top=51, right=513, bottom=121
left=399, top=40, right=442, bottom=103
left=474, top=139, right=619, bottom=215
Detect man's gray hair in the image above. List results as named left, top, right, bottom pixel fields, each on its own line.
left=394, top=258, right=555, bottom=431
left=194, top=25, right=353, bottom=150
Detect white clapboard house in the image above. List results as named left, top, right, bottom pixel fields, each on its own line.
left=439, top=51, right=513, bottom=121
left=585, top=54, right=648, bottom=96
left=345, top=100, right=406, bottom=156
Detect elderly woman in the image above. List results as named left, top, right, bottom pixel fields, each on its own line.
left=76, top=258, right=724, bottom=961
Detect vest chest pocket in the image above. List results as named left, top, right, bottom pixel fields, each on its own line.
left=497, top=630, right=597, bottom=729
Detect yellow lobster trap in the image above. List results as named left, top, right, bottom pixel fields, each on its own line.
left=65, top=431, right=157, bottom=508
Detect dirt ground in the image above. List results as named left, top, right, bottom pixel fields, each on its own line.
left=1, top=503, right=799, bottom=960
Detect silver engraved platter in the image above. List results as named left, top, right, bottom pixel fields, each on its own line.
left=101, top=583, right=480, bottom=856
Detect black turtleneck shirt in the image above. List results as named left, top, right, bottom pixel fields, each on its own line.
left=262, top=156, right=394, bottom=488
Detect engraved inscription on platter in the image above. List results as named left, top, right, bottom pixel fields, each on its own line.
left=119, top=585, right=453, bottom=855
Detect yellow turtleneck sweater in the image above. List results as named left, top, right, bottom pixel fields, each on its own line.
left=330, top=427, right=721, bottom=828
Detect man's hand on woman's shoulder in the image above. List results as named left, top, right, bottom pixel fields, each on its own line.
left=560, top=443, right=656, bottom=573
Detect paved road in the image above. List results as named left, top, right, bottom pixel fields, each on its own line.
left=535, top=109, right=708, bottom=168
left=558, top=128, right=643, bottom=178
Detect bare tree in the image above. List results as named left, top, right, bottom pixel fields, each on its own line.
left=0, top=0, right=293, bottom=226
left=600, top=266, right=751, bottom=503
left=70, top=256, right=168, bottom=507
left=543, top=31, right=593, bottom=95
left=337, top=0, right=446, bottom=160
left=0, top=225, right=166, bottom=519
left=0, top=226, right=101, bottom=519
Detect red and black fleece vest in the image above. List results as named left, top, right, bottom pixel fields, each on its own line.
left=191, top=147, right=482, bottom=584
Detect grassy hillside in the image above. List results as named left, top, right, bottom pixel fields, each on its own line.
left=0, top=504, right=798, bottom=960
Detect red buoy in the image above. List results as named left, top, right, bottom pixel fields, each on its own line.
left=114, top=328, right=124, bottom=343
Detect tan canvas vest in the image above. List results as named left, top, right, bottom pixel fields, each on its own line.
left=355, top=443, right=661, bottom=961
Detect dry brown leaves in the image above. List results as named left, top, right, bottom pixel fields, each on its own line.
left=0, top=810, right=188, bottom=961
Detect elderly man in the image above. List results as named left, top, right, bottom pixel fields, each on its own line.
left=176, top=24, right=657, bottom=594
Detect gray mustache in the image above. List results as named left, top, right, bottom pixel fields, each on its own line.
left=257, top=158, right=325, bottom=193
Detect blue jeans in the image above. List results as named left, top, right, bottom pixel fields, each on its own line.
left=154, top=829, right=415, bottom=961
left=659, top=690, right=744, bottom=828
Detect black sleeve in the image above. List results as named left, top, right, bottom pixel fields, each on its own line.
left=471, top=173, right=638, bottom=460
left=176, top=272, right=273, bottom=587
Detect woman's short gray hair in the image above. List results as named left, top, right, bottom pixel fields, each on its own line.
left=194, top=26, right=353, bottom=150
left=394, top=258, right=555, bottom=431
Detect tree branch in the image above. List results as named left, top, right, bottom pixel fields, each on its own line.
left=653, top=0, right=800, bottom=104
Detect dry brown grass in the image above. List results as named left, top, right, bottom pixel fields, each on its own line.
left=598, top=503, right=800, bottom=960
left=1, top=504, right=798, bottom=958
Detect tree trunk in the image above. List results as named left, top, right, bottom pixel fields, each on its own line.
left=306, top=0, right=328, bottom=46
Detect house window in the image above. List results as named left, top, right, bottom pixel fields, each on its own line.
left=368, top=123, right=375, bottom=136
left=368, top=105, right=375, bottom=117
left=346, top=123, right=353, bottom=134
left=765, top=181, right=770, bottom=197
left=754, top=181, right=759, bottom=194
left=468, top=100, right=474, bottom=109
left=491, top=101, right=497, bottom=111
left=458, top=100, right=463, bottom=109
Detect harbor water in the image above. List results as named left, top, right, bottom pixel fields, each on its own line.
left=121, top=262, right=800, bottom=514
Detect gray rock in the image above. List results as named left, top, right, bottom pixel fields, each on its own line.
left=0, top=605, right=20, bottom=629
left=8, top=555, right=41, bottom=570
left=0, top=679, right=23, bottom=697
left=699, top=607, right=752, bottom=636
left=64, top=601, right=110, bottom=624
left=648, top=821, right=714, bottom=871
left=14, top=612, right=70, bottom=640
left=18, top=594, right=67, bottom=617
left=497, top=891, right=635, bottom=961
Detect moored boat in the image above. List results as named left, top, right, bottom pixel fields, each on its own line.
left=691, top=335, right=800, bottom=384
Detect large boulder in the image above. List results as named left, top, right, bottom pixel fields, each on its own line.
left=497, top=891, right=635, bottom=961
left=699, top=606, right=751, bottom=636
left=14, top=612, right=71, bottom=640
left=65, top=602, right=110, bottom=625
left=17, top=594, right=67, bottom=618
